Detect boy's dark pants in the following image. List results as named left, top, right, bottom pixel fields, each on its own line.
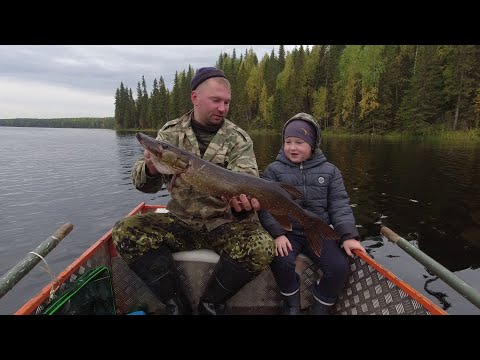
left=270, top=233, right=349, bottom=305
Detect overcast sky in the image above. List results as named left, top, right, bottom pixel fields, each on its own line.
left=0, top=45, right=302, bottom=119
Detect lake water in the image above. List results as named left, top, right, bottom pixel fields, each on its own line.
left=1, top=127, right=479, bottom=315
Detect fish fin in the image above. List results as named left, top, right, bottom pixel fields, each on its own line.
left=304, top=218, right=340, bottom=257
left=167, top=174, right=178, bottom=193
left=279, top=182, right=302, bottom=200
left=272, top=214, right=293, bottom=231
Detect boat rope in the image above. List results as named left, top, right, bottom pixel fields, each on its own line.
left=28, top=251, right=59, bottom=300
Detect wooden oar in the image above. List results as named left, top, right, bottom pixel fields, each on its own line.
left=0, top=223, right=74, bottom=300
left=381, top=226, right=480, bottom=311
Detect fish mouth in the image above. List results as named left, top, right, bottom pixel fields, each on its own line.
left=136, top=133, right=190, bottom=175
left=136, top=133, right=166, bottom=157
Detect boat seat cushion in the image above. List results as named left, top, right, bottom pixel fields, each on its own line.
left=171, top=249, right=312, bottom=267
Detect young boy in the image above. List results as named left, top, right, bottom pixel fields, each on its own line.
left=258, top=113, right=367, bottom=315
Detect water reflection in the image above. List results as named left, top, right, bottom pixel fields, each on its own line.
left=251, top=133, right=283, bottom=172
left=424, top=275, right=451, bottom=310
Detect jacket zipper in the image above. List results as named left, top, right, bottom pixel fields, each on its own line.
left=300, top=162, right=307, bottom=235
left=300, top=163, right=307, bottom=202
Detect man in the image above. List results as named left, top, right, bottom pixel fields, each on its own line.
left=112, top=67, right=275, bottom=315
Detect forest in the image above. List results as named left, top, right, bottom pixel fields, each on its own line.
left=114, top=45, right=480, bottom=136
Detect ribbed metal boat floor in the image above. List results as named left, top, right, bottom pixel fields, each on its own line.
left=31, top=240, right=431, bottom=315
left=110, top=253, right=431, bottom=315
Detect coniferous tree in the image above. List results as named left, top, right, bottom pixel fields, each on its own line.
left=231, top=57, right=250, bottom=127
left=264, top=48, right=277, bottom=96
left=114, top=86, right=123, bottom=129
left=274, top=55, right=295, bottom=128
left=278, top=45, right=286, bottom=71
left=305, top=45, right=326, bottom=114
left=288, top=45, right=309, bottom=115
left=474, top=88, right=480, bottom=128
left=158, top=76, right=169, bottom=127
left=149, top=78, right=161, bottom=129
left=371, top=45, right=401, bottom=133
left=126, top=88, right=136, bottom=128
left=259, top=83, right=275, bottom=130
left=170, top=71, right=181, bottom=118
left=357, top=45, right=386, bottom=133
left=397, top=45, right=444, bottom=132
left=334, top=45, right=362, bottom=131
left=136, top=75, right=149, bottom=129
left=323, top=45, right=345, bottom=130
left=439, top=45, right=480, bottom=130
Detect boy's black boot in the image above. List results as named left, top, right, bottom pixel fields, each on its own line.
left=129, top=246, right=192, bottom=315
left=310, top=298, right=332, bottom=315
left=280, top=290, right=301, bottom=315
left=198, top=253, right=256, bottom=315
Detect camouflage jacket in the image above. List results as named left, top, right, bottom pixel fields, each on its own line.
left=132, top=110, right=260, bottom=231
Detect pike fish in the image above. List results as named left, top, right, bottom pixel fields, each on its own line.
left=136, top=132, right=339, bottom=256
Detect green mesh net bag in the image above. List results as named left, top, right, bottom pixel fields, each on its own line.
left=40, top=266, right=116, bottom=315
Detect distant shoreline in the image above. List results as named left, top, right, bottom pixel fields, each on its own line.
left=1, top=118, right=479, bottom=141
left=0, top=117, right=114, bottom=129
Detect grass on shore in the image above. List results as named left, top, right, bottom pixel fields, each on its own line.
left=253, top=128, right=480, bottom=140
left=119, top=127, right=480, bottom=141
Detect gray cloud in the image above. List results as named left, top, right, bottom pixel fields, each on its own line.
left=0, top=45, right=300, bottom=118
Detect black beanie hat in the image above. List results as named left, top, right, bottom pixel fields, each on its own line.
left=190, top=67, right=227, bottom=91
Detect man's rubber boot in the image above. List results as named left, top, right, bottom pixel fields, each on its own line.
left=129, top=246, right=192, bottom=315
left=198, top=253, right=256, bottom=315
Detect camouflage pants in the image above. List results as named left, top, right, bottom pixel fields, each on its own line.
left=112, top=212, right=275, bottom=273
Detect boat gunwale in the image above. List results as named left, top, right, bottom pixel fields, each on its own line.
left=353, top=251, right=447, bottom=315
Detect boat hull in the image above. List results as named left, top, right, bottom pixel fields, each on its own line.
left=16, top=203, right=446, bottom=315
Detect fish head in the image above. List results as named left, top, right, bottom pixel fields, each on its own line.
left=136, top=133, right=189, bottom=174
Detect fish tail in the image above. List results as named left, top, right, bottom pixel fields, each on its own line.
left=304, top=218, right=340, bottom=257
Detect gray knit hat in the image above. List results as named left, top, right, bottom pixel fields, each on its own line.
left=284, top=119, right=317, bottom=150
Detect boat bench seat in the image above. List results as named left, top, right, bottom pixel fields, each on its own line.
left=172, top=249, right=220, bottom=264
